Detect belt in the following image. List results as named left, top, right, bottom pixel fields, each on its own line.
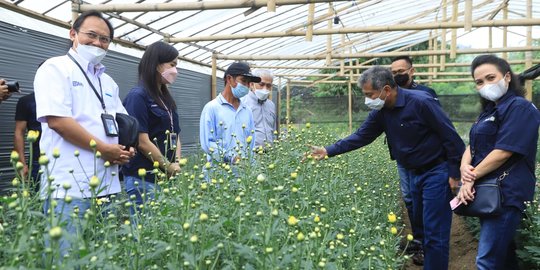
left=411, top=157, right=446, bottom=175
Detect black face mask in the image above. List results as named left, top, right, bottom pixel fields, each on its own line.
left=393, top=73, right=410, bottom=87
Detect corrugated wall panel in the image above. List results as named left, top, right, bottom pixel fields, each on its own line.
left=0, top=21, right=214, bottom=194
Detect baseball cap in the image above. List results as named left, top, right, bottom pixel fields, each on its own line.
left=225, top=62, right=261, bottom=83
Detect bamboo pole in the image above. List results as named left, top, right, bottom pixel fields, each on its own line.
left=216, top=46, right=540, bottom=61
left=211, top=54, right=217, bottom=99
left=306, top=3, right=315, bottom=41
left=254, top=60, right=540, bottom=70
left=168, top=18, right=540, bottom=42
left=285, top=1, right=366, bottom=34
left=464, top=0, right=473, bottom=31
left=275, top=72, right=471, bottom=77
left=290, top=80, right=349, bottom=84
left=450, top=0, right=458, bottom=59
left=267, top=0, right=276, bottom=12
left=77, top=0, right=347, bottom=12
left=348, top=81, right=352, bottom=133
left=525, top=0, right=532, bottom=101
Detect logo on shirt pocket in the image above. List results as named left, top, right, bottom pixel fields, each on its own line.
left=72, top=81, right=83, bottom=87
left=483, top=116, right=496, bottom=122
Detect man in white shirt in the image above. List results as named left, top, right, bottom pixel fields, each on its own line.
left=34, top=10, right=134, bottom=255
left=242, top=69, right=276, bottom=149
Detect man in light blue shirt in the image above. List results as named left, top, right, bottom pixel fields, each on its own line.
left=242, top=69, right=276, bottom=149
left=200, top=62, right=260, bottom=164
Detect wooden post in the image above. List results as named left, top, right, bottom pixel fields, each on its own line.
left=428, top=31, right=433, bottom=84
left=326, top=3, right=333, bottom=66
left=211, top=53, right=217, bottom=99
left=440, top=0, right=447, bottom=71
left=433, top=29, right=438, bottom=79
left=450, top=0, right=458, bottom=59
left=502, top=3, right=508, bottom=59
left=286, top=80, right=291, bottom=123
left=267, top=0, right=276, bottom=12
left=488, top=27, right=493, bottom=48
left=348, top=81, right=352, bottom=133
left=71, top=1, right=79, bottom=26
left=525, top=0, right=532, bottom=101
left=340, top=34, right=345, bottom=76
left=277, top=76, right=282, bottom=132
left=306, top=3, right=315, bottom=41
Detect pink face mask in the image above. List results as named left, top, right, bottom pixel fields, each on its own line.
left=161, top=67, right=178, bottom=84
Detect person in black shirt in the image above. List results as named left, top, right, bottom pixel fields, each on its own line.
left=14, top=92, right=41, bottom=192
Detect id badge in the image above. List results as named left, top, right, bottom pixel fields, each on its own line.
left=101, top=113, right=118, bottom=137
left=170, top=132, right=178, bottom=148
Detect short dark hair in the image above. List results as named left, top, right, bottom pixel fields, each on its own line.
left=358, top=66, right=396, bottom=90
left=139, top=41, right=179, bottom=110
left=72, top=10, right=114, bottom=39
left=391, top=56, right=413, bottom=67
left=471, top=54, right=524, bottom=108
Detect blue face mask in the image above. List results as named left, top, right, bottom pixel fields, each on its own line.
left=232, top=81, right=250, bottom=98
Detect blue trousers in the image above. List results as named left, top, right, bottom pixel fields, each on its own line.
left=408, top=162, right=452, bottom=270
left=124, top=175, right=158, bottom=217
left=477, top=206, right=522, bottom=270
left=43, top=196, right=115, bottom=258
left=397, top=162, right=424, bottom=243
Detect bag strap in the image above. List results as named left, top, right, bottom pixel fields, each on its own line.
left=67, top=53, right=107, bottom=114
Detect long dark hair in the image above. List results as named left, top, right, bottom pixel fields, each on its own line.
left=471, top=55, right=525, bottom=109
left=138, top=41, right=179, bottom=110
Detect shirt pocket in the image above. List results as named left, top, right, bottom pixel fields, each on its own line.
left=473, top=120, right=498, bottom=152
left=398, top=121, right=424, bottom=148
left=149, top=105, right=170, bottom=131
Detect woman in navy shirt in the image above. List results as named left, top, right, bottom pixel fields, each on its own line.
left=458, top=55, right=540, bottom=269
left=122, top=41, right=181, bottom=216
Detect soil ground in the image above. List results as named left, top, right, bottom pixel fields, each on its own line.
left=402, top=207, right=478, bottom=270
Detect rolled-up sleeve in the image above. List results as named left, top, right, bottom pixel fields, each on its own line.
left=34, top=59, right=73, bottom=122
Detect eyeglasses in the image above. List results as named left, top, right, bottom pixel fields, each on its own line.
left=78, top=31, right=112, bottom=44
left=391, top=67, right=412, bottom=75
left=258, top=82, right=273, bottom=89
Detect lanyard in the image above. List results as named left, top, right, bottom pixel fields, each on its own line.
left=158, top=97, right=174, bottom=133
left=67, top=54, right=107, bottom=114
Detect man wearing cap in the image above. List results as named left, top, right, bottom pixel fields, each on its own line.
left=242, top=69, right=276, bottom=149
left=199, top=62, right=261, bottom=164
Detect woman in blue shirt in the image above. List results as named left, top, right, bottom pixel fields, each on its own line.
left=122, top=41, right=181, bottom=216
left=458, top=55, right=540, bottom=269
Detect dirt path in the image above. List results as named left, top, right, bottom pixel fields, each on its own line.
left=402, top=210, right=478, bottom=270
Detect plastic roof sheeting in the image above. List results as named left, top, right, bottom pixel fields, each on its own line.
left=3, top=0, right=539, bottom=77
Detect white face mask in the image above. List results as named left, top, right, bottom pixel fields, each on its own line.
left=364, top=88, right=387, bottom=110
left=75, top=35, right=107, bottom=65
left=254, top=89, right=270, bottom=100
left=478, top=78, right=508, bottom=102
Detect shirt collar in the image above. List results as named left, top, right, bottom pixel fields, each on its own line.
left=393, top=87, right=406, bottom=108
left=217, top=93, right=246, bottom=109
left=496, top=90, right=516, bottom=105
left=68, top=48, right=106, bottom=77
